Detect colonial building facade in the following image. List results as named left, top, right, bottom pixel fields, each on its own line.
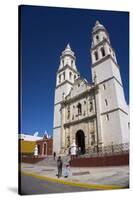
left=53, top=21, right=129, bottom=155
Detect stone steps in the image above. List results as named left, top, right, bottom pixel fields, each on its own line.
left=36, top=155, right=71, bottom=167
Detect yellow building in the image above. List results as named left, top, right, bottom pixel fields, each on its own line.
left=20, top=140, right=36, bottom=156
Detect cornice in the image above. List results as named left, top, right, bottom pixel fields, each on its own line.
left=91, top=54, right=119, bottom=69
left=97, top=76, right=123, bottom=88
left=56, top=80, right=73, bottom=89
left=101, top=108, right=128, bottom=116
left=53, top=126, right=61, bottom=129
left=57, top=64, right=80, bottom=75
left=64, top=114, right=96, bottom=127
left=92, top=28, right=109, bottom=39
left=91, top=37, right=114, bottom=52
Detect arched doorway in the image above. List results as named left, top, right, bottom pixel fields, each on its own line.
left=76, top=130, right=85, bottom=154
left=43, top=143, right=47, bottom=155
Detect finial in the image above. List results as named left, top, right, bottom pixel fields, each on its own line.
left=66, top=43, right=71, bottom=49
left=62, top=43, right=75, bottom=57
left=95, top=20, right=100, bottom=26
left=93, top=20, right=105, bottom=32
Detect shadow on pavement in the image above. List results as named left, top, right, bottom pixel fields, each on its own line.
left=7, top=187, right=18, bottom=194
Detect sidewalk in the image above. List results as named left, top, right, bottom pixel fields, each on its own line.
left=21, top=162, right=129, bottom=190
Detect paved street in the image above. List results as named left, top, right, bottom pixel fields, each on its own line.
left=21, top=161, right=129, bottom=188
left=20, top=158, right=129, bottom=195
left=20, top=173, right=93, bottom=195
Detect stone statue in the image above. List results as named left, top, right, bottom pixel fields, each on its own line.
left=34, top=145, right=38, bottom=158
left=70, top=139, right=77, bottom=159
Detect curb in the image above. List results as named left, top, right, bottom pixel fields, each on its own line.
left=21, top=171, right=126, bottom=190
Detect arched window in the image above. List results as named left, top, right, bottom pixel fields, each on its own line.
left=90, top=101, right=93, bottom=112
left=94, top=51, right=98, bottom=61
left=105, top=99, right=108, bottom=106
left=63, top=72, right=65, bottom=80
left=69, top=71, right=72, bottom=80
left=71, top=60, right=73, bottom=66
left=37, top=144, right=41, bottom=155
left=101, top=47, right=105, bottom=57
left=77, top=103, right=82, bottom=115
left=96, top=35, right=99, bottom=41
left=62, top=59, right=64, bottom=66
left=59, top=74, right=61, bottom=83
left=103, top=83, right=106, bottom=90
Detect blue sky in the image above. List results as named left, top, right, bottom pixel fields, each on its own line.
left=20, top=5, right=129, bottom=137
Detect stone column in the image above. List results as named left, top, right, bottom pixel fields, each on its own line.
left=41, top=143, right=44, bottom=157
left=85, top=123, right=89, bottom=151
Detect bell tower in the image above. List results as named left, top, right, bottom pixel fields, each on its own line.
left=91, top=21, right=129, bottom=146
left=53, top=44, right=79, bottom=154
left=91, top=21, right=119, bottom=83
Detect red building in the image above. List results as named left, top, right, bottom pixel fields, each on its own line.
left=36, top=138, right=53, bottom=157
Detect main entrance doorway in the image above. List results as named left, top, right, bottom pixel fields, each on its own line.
left=76, top=130, right=85, bottom=154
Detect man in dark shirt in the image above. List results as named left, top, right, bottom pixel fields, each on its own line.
left=57, top=156, right=63, bottom=178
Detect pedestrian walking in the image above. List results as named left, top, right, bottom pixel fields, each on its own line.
left=53, top=151, right=56, bottom=160
left=57, top=156, right=63, bottom=178
left=64, top=164, right=70, bottom=178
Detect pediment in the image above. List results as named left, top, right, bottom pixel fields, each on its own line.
left=66, top=78, right=91, bottom=99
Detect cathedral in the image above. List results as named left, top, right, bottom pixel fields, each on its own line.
left=53, top=21, right=129, bottom=155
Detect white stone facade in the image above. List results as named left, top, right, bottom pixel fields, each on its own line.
left=53, top=21, right=129, bottom=155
